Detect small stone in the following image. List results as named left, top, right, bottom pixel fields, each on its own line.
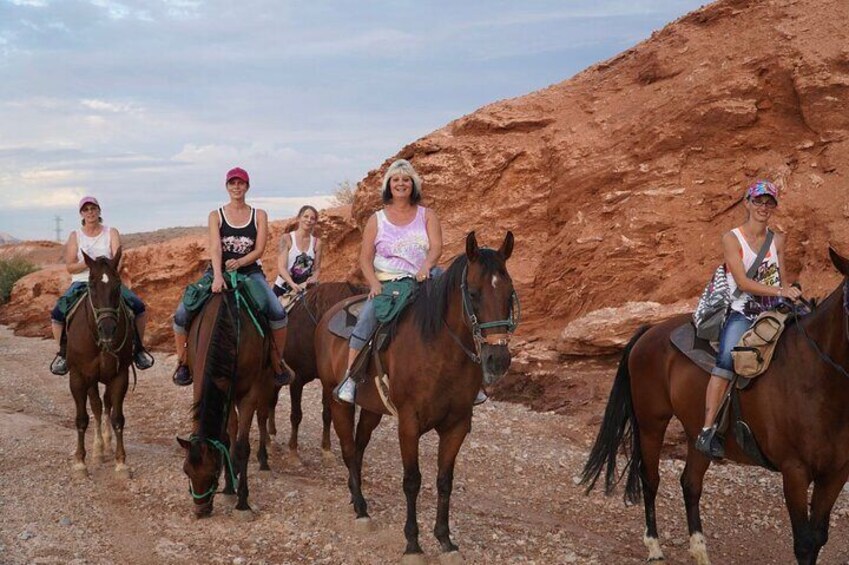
left=60, top=517, right=72, bottom=526
left=19, top=530, right=34, bottom=540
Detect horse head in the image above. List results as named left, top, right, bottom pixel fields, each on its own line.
left=463, top=231, right=517, bottom=387
left=177, top=435, right=222, bottom=517
left=83, top=248, right=124, bottom=350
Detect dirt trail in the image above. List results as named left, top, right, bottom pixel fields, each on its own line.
left=2, top=325, right=849, bottom=564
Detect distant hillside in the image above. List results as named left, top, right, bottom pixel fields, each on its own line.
left=0, top=232, right=20, bottom=245
left=120, top=226, right=206, bottom=249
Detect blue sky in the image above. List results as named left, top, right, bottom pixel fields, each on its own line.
left=0, top=0, right=704, bottom=241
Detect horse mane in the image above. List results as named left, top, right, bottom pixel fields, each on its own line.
left=191, top=294, right=239, bottom=440
left=408, top=249, right=504, bottom=342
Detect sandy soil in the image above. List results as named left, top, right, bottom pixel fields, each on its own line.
left=2, top=326, right=849, bottom=564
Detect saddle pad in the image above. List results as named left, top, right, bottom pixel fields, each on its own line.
left=670, top=322, right=717, bottom=375
left=328, top=296, right=368, bottom=340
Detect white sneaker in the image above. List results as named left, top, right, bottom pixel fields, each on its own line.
left=473, top=389, right=488, bottom=405
left=333, top=374, right=356, bottom=404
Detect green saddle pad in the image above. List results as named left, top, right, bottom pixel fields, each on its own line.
left=57, top=284, right=137, bottom=320
left=181, top=272, right=270, bottom=318
left=373, top=278, right=417, bottom=324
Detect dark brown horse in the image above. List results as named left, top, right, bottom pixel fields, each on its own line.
left=315, top=232, right=517, bottom=562
left=67, top=249, right=133, bottom=478
left=176, top=284, right=276, bottom=519
left=267, top=282, right=366, bottom=463
left=582, top=247, right=849, bottom=565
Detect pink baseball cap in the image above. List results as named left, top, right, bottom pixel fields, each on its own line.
left=226, top=167, right=250, bottom=185
left=746, top=180, right=778, bottom=202
left=78, top=196, right=100, bottom=211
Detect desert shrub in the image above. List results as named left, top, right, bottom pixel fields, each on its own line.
left=0, top=256, right=37, bottom=303
left=331, top=180, right=356, bottom=206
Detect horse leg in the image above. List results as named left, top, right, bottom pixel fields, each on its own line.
left=287, top=379, right=305, bottom=465
left=321, top=385, right=333, bottom=458
left=256, top=407, right=271, bottom=472
left=102, top=388, right=113, bottom=451
left=234, top=401, right=256, bottom=515
left=639, top=418, right=670, bottom=562
left=399, top=418, right=424, bottom=559
left=330, top=401, right=362, bottom=515
left=88, top=384, right=105, bottom=463
left=807, top=468, right=849, bottom=563
left=70, top=375, right=89, bottom=477
left=352, top=409, right=382, bottom=531
left=433, top=417, right=471, bottom=557
left=268, top=386, right=279, bottom=438
left=680, top=447, right=712, bottom=565
left=222, top=407, right=238, bottom=496
left=108, top=375, right=130, bottom=478
left=782, top=464, right=815, bottom=564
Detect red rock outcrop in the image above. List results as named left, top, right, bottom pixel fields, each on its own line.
left=3, top=0, right=849, bottom=357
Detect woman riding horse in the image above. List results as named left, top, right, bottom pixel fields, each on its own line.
left=172, top=167, right=292, bottom=387
left=49, top=196, right=153, bottom=375
left=273, top=204, right=323, bottom=299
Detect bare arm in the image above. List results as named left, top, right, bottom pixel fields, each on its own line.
left=417, top=208, right=443, bottom=278
left=64, top=231, right=86, bottom=274
left=307, top=238, right=323, bottom=283
left=208, top=210, right=225, bottom=292
left=110, top=228, right=123, bottom=271
left=360, top=215, right=381, bottom=297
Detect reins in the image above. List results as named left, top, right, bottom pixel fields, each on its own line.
left=791, top=281, right=849, bottom=380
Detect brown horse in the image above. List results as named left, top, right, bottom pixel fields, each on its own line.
left=582, top=247, right=849, bottom=565
left=316, top=232, right=517, bottom=562
left=67, top=249, right=133, bottom=478
left=267, top=282, right=366, bottom=462
left=176, top=283, right=276, bottom=518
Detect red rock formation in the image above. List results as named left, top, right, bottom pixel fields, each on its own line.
left=3, top=0, right=849, bottom=357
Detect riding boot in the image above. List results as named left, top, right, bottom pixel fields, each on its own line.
left=50, top=327, right=69, bottom=376
left=132, top=327, right=154, bottom=370
left=172, top=333, right=192, bottom=386
left=271, top=327, right=293, bottom=387
left=333, top=370, right=356, bottom=404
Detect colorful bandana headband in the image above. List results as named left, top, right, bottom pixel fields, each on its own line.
left=746, top=180, right=778, bottom=202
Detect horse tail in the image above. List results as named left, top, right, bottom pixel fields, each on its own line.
left=580, top=324, right=651, bottom=504
left=193, top=294, right=239, bottom=434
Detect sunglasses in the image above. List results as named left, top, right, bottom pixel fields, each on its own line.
left=749, top=197, right=777, bottom=209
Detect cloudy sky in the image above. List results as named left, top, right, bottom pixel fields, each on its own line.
left=1, top=0, right=704, bottom=241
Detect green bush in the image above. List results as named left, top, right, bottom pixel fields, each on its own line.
left=0, top=256, right=37, bottom=304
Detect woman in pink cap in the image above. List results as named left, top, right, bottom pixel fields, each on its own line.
left=695, top=180, right=802, bottom=459
left=49, top=196, right=153, bottom=375
left=171, top=167, right=292, bottom=387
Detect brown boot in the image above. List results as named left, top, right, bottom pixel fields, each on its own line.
left=271, top=327, right=294, bottom=386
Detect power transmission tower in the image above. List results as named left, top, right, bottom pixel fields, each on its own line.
left=54, top=215, right=62, bottom=242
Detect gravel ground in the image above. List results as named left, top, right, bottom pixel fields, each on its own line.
left=2, top=325, right=849, bottom=564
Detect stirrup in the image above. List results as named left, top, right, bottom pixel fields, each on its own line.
left=133, top=348, right=155, bottom=370
left=695, top=426, right=725, bottom=460
left=333, top=374, right=356, bottom=404
left=50, top=354, right=69, bottom=376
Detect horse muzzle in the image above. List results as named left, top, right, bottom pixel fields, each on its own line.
left=481, top=343, right=511, bottom=386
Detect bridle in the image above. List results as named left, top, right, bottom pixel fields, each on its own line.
left=86, top=284, right=131, bottom=359
left=447, top=263, right=520, bottom=364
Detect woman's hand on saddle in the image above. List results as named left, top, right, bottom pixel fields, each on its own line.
left=224, top=258, right=240, bottom=272
left=292, top=282, right=306, bottom=293
left=781, top=286, right=803, bottom=301
left=368, top=281, right=383, bottom=299
left=212, top=274, right=226, bottom=293
left=306, top=275, right=319, bottom=287
left=415, top=266, right=430, bottom=283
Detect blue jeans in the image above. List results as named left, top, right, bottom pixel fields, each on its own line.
left=51, top=282, right=146, bottom=323
left=711, top=310, right=752, bottom=380
left=349, top=267, right=443, bottom=351
left=173, top=271, right=287, bottom=334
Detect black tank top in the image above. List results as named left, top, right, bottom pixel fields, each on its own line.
left=219, top=206, right=262, bottom=275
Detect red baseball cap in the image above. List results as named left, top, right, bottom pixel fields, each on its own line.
left=226, top=167, right=250, bottom=185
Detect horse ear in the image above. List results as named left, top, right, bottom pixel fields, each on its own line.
left=498, top=231, right=514, bottom=261
left=465, top=232, right=479, bottom=263
left=829, top=246, right=849, bottom=277
left=176, top=436, right=191, bottom=450
left=82, top=251, right=95, bottom=269
left=111, top=246, right=122, bottom=271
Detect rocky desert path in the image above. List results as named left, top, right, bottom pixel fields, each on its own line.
left=2, top=325, right=849, bottom=564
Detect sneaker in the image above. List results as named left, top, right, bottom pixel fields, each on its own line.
left=50, top=354, right=69, bottom=376
left=695, top=426, right=724, bottom=460
left=333, top=374, right=356, bottom=404
left=133, top=348, right=155, bottom=370
left=473, top=389, right=488, bottom=405
left=172, top=364, right=192, bottom=386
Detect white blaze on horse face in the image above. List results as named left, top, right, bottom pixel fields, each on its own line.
left=101, top=273, right=110, bottom=284
left=492, top=275, right=499, bottom=289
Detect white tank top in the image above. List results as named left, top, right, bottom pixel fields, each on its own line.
left=274, top=232, right=316, bottom=288
left=71, top=226, right=113, bottom=283
left=726, top=228, right=781, bottom=314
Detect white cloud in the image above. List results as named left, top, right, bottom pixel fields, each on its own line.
left=5, top=187, right=85, bottom=209
left=80, top=98, right=144, bottom=114
left=250, top=195, right=337, bottom=216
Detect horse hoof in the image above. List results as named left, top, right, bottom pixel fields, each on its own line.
left=233, top=508, right=255, bottom=522
left=71, top=463, right=88, bottom=479
left=114, top=464, right=132, bottom=479
left=286, top=451, right=304, bottom=467
left=354, top=517, right=375, bottom=533
left=440, top=551, right=464, bottom=565
left=400, top=553, right=427, bottom=565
